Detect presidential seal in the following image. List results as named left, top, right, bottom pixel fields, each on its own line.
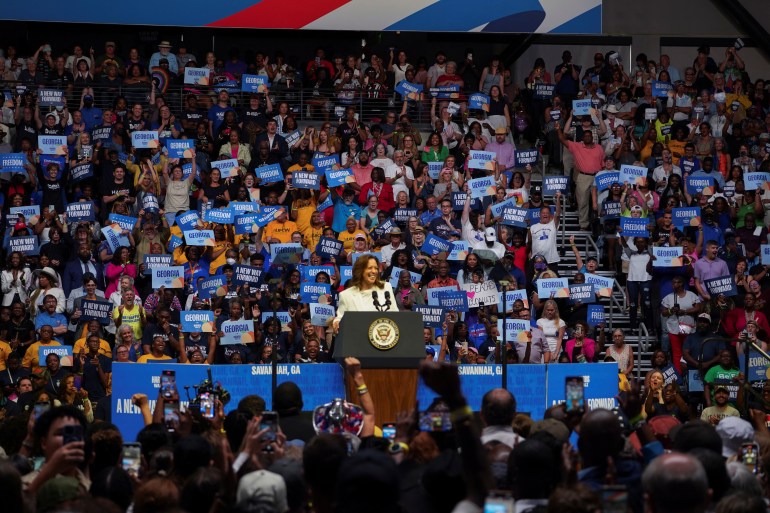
left=368, top=317, right=400, bottom=350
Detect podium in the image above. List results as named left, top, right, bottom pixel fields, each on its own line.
left=333, top=311, right=424, bottom=425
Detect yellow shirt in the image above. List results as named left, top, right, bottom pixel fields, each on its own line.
left=209, top=240, right=233, bottom=275
left=22, top=340, right=62, bottom=369
left=0, top=340, right=12, bottom=371
left=137, top=354, right=173, bottom=364
left=667, top=139, right=687, bottom=166
left=113, top=305, right=145, bottom=340
left=292, top=197, right=317, bottom=236
left=263, top=220, right=299, bottom=244
left=302, top=224, right=326, bottom=252
left=73, top=337, right=112, bottom=358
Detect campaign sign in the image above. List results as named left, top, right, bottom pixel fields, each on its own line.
left=394, top=80, right=423, bottom=100
left=468, top=92, right=490, bottom=112
left=536, top=278, right=569, bottom=299
left=37, top=89, right=65, bottom=107
left=166, top=139, right=195, bottom=159
left=105, top=214, right=137, bottom=232
left=572, top=99, right=592, bottom=115
left=600, top=201, right=622, bottom=222
left=569, top=284, right=596, bottom=303
left=451, top=192, right=468, bottom=210
left=38, top=345, right=72, bottom=366
left=131, top=131, right=159, bottom=149
left=645, top=108, right=658, bottom=120
left=494, top=319, right=529, bottom=345
left=0, top=153, right=26, bottom=173
left=203, top=207, right=235, bottom=225
left=371, top=218, right=396, bottom=241
left=671, top=207, right=701, bottom=228
left=467, top=176, right=496, bottom=199
left=220, top=320, right=255, bottom=345
left=325, top=168, right=353, bottom=187
left=743, top=172, right=770, bottom=191
left=143, top=254, right=172, bottom=275
left=241, top=74, right=271, bottom=93
left=652, top=246, right=684, bottom=267
left=488, top=197, right=516, bottom=218
left=300, top=283, right=331, bottom=304
left=183, top=230, right=215, bottom=247
left=8, top=205, right=40, bottom=226
left=685, top=176, right=715, bottom=196
left=92, top=126, right=112, bottom=142
left=595, top=171, right=620, bottom=192
left=271, top=243, right=304, bottom=265
left=80, top=299, right=113, bottom=325
left=462, top=281, right=499, bottom=309
left=421, top=234, right=451, bottom=255
left=438, top=290, right=469, bottom=312
left=429, top=85, right=460, bottom=99
left=230, top=202, right=260, bottom=215
left=388, top=267, right=422, bottom=289
left=9, top=236, right=39, bottom=255
left=142, top=194, right=160, bottom=213
left=70, top=163, right=93, bottom=182
left=543, top=176, right=568, bottom=195
left=651, top=80, right=673, bottom=97
left=620, top=217, right=649, bottom=238
left=38, top=135, right=67, bottom=156
left=65, top=202, right=95, bottom=222
left=39, top=155, right=66, bottom=171
left=426, top=285, right=460, bottom=306
left=448, top=241, right=470, bottom=261
left=534, top=83, right=555, bottom=99
left=704, top=276, right=737, bottom=297
left=210, top=158, right=240, bottom=179
left=198, top=275, right=227, bottom=300
left=312, top=154, right=340, bottom=173
left=262, top=312, right=292, bottom=326
left=101, top=225, right=130, bottom=252
left=176, top=211, right=201, bottom=232
left=467, top=150, right=496, bottom=171
left=738, top=351, right=770, bottom=382
left=152, top=266, right=184, bottom=289
left=426, top=161, right=443, bottom=180
left=317, top=196, right=333, bottom=212
left=549, top=109, right=562, bottom=121
left=255, top=207, right=281, bottom=228
left=411, top=305, right=446, bottom=328
left=183, top=67, right=211, bottom=85
left=393, top=208, right=417, bottom=223
left=180, top=311, right=215, bottom=333
left=293, top=171, right=320, bottom=190
left=762, top=245, right=770, bottom=265
left=619, top=164, right=647, bottom=187
left=309, top=304, right=335, bottom=326
left=316, top=237, right=343, bottom=259
left=281, top=131, right=302, bottom=149
left=299, top=266, right=336, bottom=283
left=528, top=206, right=556, bottom=224
left=498, top=289, right=529, bottom=311
left=584, top=273, right=614, bottom=298
left=234, top=213, right=260, bottom=235
left=546, top=363, right=618, bottom=409
left=515, top=150, right=538, bottom=166
left=233, top=265, right=263, bottom=286
left=254, top=163, right=283, bottom=184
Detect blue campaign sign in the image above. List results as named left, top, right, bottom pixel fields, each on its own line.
left=536, top=278, right=569, bottom=299
left=584, top=273, right=614, bottom=298
left=545, top=363, right=619, bottom=410
left=9, top=236, right=39, bottom=255
left=394, top=80, right=423, bottom=99
left=37, top=89, right=65, bottom=107
left=0, top=153, right=26, bottom=173
left=91, top=126, right=112, bottom=142
left=310, top=304, right=335, bottom=326
left=569, top=283, right=596, bottom=303
left=8, top=205, right=40, bottom=226
left=70, top=163, right=93, bottom=182
left=152, top=266, right=184, bottom=289
left=704, top=276, right=738, bottom=297
left=427, top=161, right=443, bottom=179
left=198, top=275, right=227, bottom=300
left=183, top=67, right=211, bottom=85
left=81, top=299, right=114, bottom=325
left=300, top=282, right=331, bottom=304
left=426, top=285, right=459, bottom=306
left=429, top=85, right=460, bottom=99
left=619, top=217, right=649, bottom=238
left=299, top=265, right=335, bottom=282
left=467, top=150, right=496, bottom=171
left=371, top=218, right=396, bottom=241
left=317, top=196, right=334, bottom=212
left=316, top=237, right=344, bottom=258
left=180, top=311, right=215, bottom=332
left=233, top=265, right=263, bottom=286
left=66, top=202, right=95, bottom=222
left=387, top=266, right=422, bottom=289
left=241, top=74, right=271, bottom=92
left=101, top=226, right=130, bottom=252
left=619, top=164, right=647, bottom=187
left=447, top=240, right=470, bottom=261
left=587, top=304, right=605, bottom=327
left=40, top=155, right=66, bottom=171
left=39, top=346, right=73, bottom=366
left=234, top=213, right=260, bottom=234
left=515, top=149, right=538, bottom=166
left=527, top=206, right=555, bottom=223
left=594, top=171, right=619, bottom=192
left=421, top=234, right=451, bottom=255
left=468, top=92, right=490, bottom=111
left=543, top=176, right=568, bottom=195
left=142, top=194, right=160, bottom=213
left=143, top=254, right=172, bottom=275
left=184, top=230, right=215, bottom=247
left=393, top=208, right=418, bottom=223
left=210, top=158, right=240, bottom=179
left=506, top=365, right=547, bottom=419
left=284, top=130, right=302, bottom=148
left=651, top=80, right=673, bottom=97
left=467, top=176, right=496, bottom=199
left=652, top=246, right=684, bottom=267
left=497, top=289, right=529, bottom=311
left=762, top=245, right=770, bottom=265
left=262, top=311, right=292, bottom=325
left=230, top=201, right=260, bottom=215
left=325, top=168, right=353, bottom=187
left=38, top=135, right=67, bottom=155
left=271, top=243, right=305, bottom=265
left=671, top=207, right=701, bottom=228
left=166, top=139, right=195, bottom=159
left=312, top=154, right=340, bottom=173
left=254, top=163, right=283, bottom=184
left=601, top=201, right=622, bottom=221
left=293, top=171, right=321, bottom=190
left=416, top=365, right=504, bottom=411
left=490, top=197, right=517, bottom=218
left=203, top=207, right=235, bottom=224
left=131, top=130, right=160, bottom=149
left=108, top=213, right=139, bottom=232
left=176, top=210, right=201, bottom=231
left=743, top=172, right=770, bottom=191
left=572, top=99, right=592, bottom=115
left=533, top=83, right=555, bottom=99
left=685, top=176, right=715, bottom=195
left=738, top=351, right=770, bottom=382
left=413, top=305, right=448, bottom=328
left=437, top=290, right=469, bottom=311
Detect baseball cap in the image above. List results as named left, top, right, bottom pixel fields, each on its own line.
left=604, top=154, right=616, bottom=161
left=36, top=476, right=81, bottom=513
left=494, top=126, right=508, bottom=135
left=715, top=416, right=755, bottom=458
left=355, top=233, right=367, bottom=240
left=84, top=94, right=93, bottom=100
left=531, top=184, right=542, bottom=195
left=697, top=313, right=711, bottom=322
left=484, top=227, right=496, bottom=241
left=236, top=470, right=289, bottom=512
left=105, top=41, right=116, bottom=47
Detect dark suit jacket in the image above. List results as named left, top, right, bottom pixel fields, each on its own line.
left=62, top=257, right=105, bottom=296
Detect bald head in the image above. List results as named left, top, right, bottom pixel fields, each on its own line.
left=578, top=409, right=623, bottom=467
left=643, top=453, right=710, bottom=513
left=481, top=388, right=516, bottom=428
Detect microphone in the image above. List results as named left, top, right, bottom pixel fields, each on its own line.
left=383, top=291, right=392, bottom=311
left=372, top=290, right=382, bottom=312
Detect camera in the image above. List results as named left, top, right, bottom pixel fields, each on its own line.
left=184, top=368, right=231, bottom=415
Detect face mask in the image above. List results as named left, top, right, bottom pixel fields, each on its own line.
left=226, top=258, right=236, bottom=265
left=534, top=262, right=547, bottom=272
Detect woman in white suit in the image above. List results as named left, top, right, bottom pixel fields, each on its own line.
left=333, top=255, right=395, bottom=333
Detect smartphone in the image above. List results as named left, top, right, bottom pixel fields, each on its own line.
left=48, top=204, right=55, bottom=213
left=382, top=422, right=396, bottom=440
left=260, top=411, right=279, bottom=442
left=565, top=376, right=585, bottom=413
left=121, top=442, right=142, bottom=475
left=34, top=402, right=50, bottom=418
left=740, top=442, right=760, bottom=474
left=62, top=424, right=84, bottom=445
left=601, top=485, right=628, bottom=513
left=484, top=494, right=514, bottom=513
left=418, top=411, right=452, bottom=432
left=164, top=400, right=180, bottom=432
left=199, top=392, right=215, bottom=419
left=160, top=370, right=177, bottom=399
left=72, top=375, right=82, bottom=391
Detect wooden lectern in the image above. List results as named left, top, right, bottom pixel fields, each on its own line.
left=333, top=311, right=424, bottom=426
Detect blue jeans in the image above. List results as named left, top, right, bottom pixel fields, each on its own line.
left=627, top=280, right=652, bottom=329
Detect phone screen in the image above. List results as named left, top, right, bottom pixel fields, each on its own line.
left=160, top=370, right=176, bottom=399
left=164, top=400, right=180, bottom=432
left=260, top=411, right=279, bottom=442
left=418, top=411, right=452, bottom=432
left=34, top=402, right=51, bottom=418
left=199, top=393, right=215, bottom=419
left=72, top=375, right=82, bottom=391
left=483, top=496, right=513, bottom=513
left=565, top=376, right=585, bottom=413
left=740, top=443, right=759, bottom=474
left=122, top=443, right=142, bottom=475
left=382, top=423, right=396, bottom=440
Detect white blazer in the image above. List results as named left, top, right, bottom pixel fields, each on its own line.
left=335, top=282, right=396, bottom=323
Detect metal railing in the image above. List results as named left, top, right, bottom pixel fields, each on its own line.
left=637, top=323, right=651, bottom=381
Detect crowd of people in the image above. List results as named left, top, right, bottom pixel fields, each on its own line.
left=0, top=36, right=769, bottom=511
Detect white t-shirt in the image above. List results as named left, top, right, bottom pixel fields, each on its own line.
left=385, top=163, right=415, bottom=200
left=537, top=317, right=566, bottom=353
left=530, top=220, right=559, bottom=263
left=660, top=290, right=701, bottom=335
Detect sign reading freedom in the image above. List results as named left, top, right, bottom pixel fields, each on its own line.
left=4, top=2, right=603, bottom=34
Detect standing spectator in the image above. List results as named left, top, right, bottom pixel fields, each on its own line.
left=661, top=275, right=703, bottom=374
